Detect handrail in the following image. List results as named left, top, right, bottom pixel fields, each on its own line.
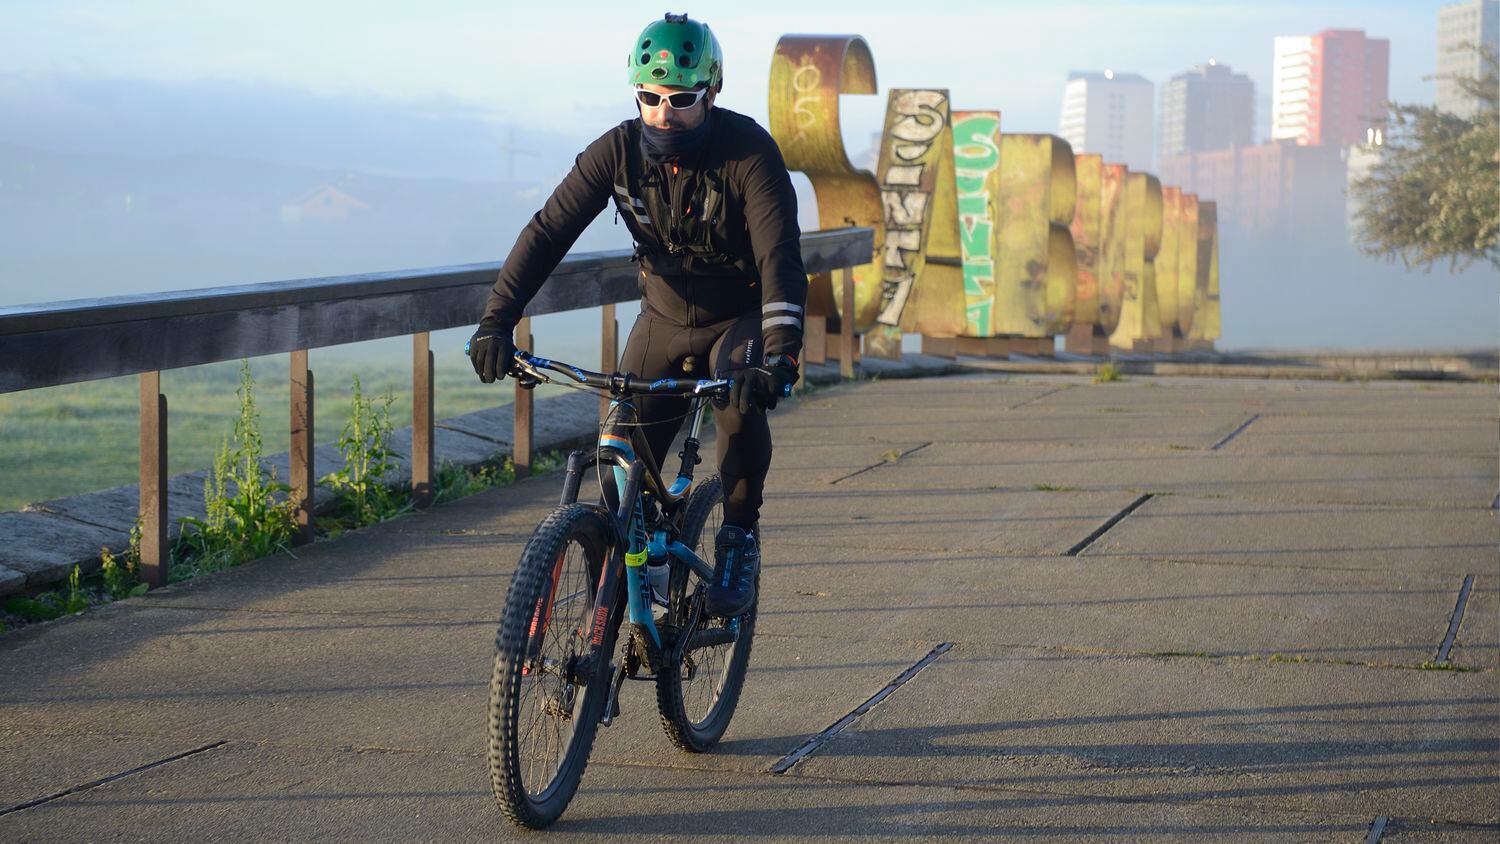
left=0, top=226, right=874, bottom=589
left=0, top=228, right=874, bottom=394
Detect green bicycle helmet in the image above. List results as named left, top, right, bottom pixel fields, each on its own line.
left=628, top=13, right=723, bottom=90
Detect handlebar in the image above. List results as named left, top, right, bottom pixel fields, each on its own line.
left=474, top=344, right=735, bottom=398
left=465, top=340, right=793, bottom=400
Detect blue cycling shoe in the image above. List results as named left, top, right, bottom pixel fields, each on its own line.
left=705, top=524, right=759, bottom=618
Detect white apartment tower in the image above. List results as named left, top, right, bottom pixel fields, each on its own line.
left=1437, top=0, right=1499, bottom=118
left=1271, top=36, right=1314, bottom=143
left=1058, top=70, right=1154, bottom=172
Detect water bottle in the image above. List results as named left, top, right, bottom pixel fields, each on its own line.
left=646, top=561, right=670, bottom=606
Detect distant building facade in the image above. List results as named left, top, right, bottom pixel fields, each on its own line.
left=1058, top=70, right=1154, bottom=171
left=1272, top=29, right=1390, bottom=147
left=1159, top=142, right=1347, bottom=241
left=1344, top=139, right=1385, bottom=245
left=280, top=184, right=369, bottom=223
left=1436, top=0, right=1499, bottom=118
left=1158, top=61, right=1256, bottom=160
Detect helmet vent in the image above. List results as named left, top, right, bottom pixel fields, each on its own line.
left=641, top=39, right=652, bottom=49
left=683, top=41, right=694, bottom=52
left=677, top=55, right=692, bottom=68
left=651, top=67, right=668, bottom=79
left=640, top=52, right=651, bottom=65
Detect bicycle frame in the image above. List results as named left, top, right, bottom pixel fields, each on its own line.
left=508, top=351, right=725, bottom=687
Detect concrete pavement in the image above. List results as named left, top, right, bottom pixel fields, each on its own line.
left=1, top=372, right=1495, bottom=841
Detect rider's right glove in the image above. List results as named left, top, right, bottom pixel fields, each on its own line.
left=729, top=355, right=799, bottom=414
left=468, top=320, right=516, bottom=384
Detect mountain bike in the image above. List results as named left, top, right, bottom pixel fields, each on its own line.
left=480, top=348, right=767, bottom=829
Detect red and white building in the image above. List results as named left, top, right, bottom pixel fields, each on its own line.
left=1271, top=29, right=1390, bottom=148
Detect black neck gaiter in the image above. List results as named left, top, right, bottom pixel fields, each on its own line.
left=640, top=111, right=713, bottom=166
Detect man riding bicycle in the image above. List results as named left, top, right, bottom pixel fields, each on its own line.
left=469, top=13, right=806, bottom=619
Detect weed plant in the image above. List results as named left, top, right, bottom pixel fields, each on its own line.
left=174, top=362, right=298, bottom=579
left=319, top=376, right=411, bottom=532
left=1093, top=362, right=1126, bottom=383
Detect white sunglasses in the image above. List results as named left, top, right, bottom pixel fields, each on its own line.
left=634, top=87, right=709, bottom=110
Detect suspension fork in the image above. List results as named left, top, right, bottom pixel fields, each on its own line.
left=583, top=457, right=643, bottom=652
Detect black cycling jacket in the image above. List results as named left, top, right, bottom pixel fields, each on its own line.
left=480, top=107, right=807, bottom=361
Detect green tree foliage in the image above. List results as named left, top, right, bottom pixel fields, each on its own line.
left=1350, top=47, right=1498, bottom=271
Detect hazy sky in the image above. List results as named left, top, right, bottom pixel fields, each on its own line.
left=0, top=1, right=1455, bottom=147
left=2, top=1, right=1493, bottom=349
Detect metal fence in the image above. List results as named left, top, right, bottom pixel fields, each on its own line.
left=0, top=227, right=874, bottom=586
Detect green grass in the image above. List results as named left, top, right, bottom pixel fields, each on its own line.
left=1032, top=483, right=1082, bottom=492
left=1093, top=362, right=1126, bottom=383
left=0, top=353, right=570, bottom=511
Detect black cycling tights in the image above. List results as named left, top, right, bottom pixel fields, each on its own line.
left=612, top=313, right=770, bottom=531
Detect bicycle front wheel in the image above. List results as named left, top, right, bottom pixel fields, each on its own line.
left=488, top=503, right=615, bottom=829
left=656, top=476, right=758, bottom=752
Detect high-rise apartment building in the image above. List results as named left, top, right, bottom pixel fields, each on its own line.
left=1158, top=60, right=1256, bottom=160
left=1437, top=0, right=1499, bottom=118
left=1271, top=29, right=1390, bottom=147
left=1058, top=70, right=1154, bottom=171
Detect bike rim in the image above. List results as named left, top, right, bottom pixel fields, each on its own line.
left=678, top=502, right=740, bottom=727
left=512, top=539, right=596, bottom=798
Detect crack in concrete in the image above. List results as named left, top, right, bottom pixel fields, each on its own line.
left=828, top=442, right=933, bottom=484
left=1434, top=574, right=1476, bottom=664
left=0, top=740, right=227, bottom=817
left=1063, top=494, right=1154, bottom=556
left=1007, top=386, right=1071, bottom=410
left=1209, top=413, right=1263, bottom=450
left=770, top=642, right=953, bottom=774
left=20, top=506, right=129, bottom=534
left=433, top=423, right=510, bottom=447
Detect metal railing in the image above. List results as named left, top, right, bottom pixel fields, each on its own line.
left=0, top=227, right=874, bottom=586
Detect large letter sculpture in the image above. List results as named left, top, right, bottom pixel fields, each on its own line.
left=949, top=110, right=1002, bottom=339
left=1190, top=200, right=1221, bottom=347
left=1067, top=154, right=1103, bottom=353
left=1110, top=172, right=1163, bottom=350
left=994, top=134, right=1077, bottom=351
left=1097, top=164, right=1127, bottom=339
left=868, top=88, right=960, bottom=358
left=1157, top=186, right=1182, bottom=350
left=1177, top=193, right=1200, bottom=340
left=1043, top=139, right=1078, bottom=348
left=768, top=35, right=881, bottom=360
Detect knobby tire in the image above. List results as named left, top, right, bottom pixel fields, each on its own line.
left=656, top=476, right=758, bottom=752
left=488, top=503, right=615, bottom=829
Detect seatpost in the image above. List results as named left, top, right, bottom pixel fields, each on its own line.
left=675, top=398, right=707, bottom=483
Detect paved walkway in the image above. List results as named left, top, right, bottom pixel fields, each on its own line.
left=1, top=373, right=1496, bottom=841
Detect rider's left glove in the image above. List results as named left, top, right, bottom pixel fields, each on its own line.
left=730, top=355, right=799, bottom=414
left=468, top=320, right=516, bottom=384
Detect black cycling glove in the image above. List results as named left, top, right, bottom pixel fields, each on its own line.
left=730, top=355, right=799, bottom=414
left=468, top=320, right=516, bottom=384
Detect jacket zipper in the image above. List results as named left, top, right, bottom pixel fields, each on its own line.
left=667, top=161, right=697, bottom=326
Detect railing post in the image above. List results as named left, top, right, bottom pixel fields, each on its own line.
left=600, top=303, right=618, bottom=422
left=289, top=350, right=314, bottom=544
left=139, top=371, right=168, bottom=588
left=412, top=332, right=434, bottom=507
left=803, top=313, right=828, bottom=367
left=839, top=267, right=856, bottom=380
left=514, top=316, right=534, bottom=477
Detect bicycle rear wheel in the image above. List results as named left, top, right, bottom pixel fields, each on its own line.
left=489, top=503, right=616, bottom=829
left=655, top=476, right=758, bottom=752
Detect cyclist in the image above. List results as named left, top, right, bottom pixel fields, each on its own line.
left=468, top=13, right=805, bottom=619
